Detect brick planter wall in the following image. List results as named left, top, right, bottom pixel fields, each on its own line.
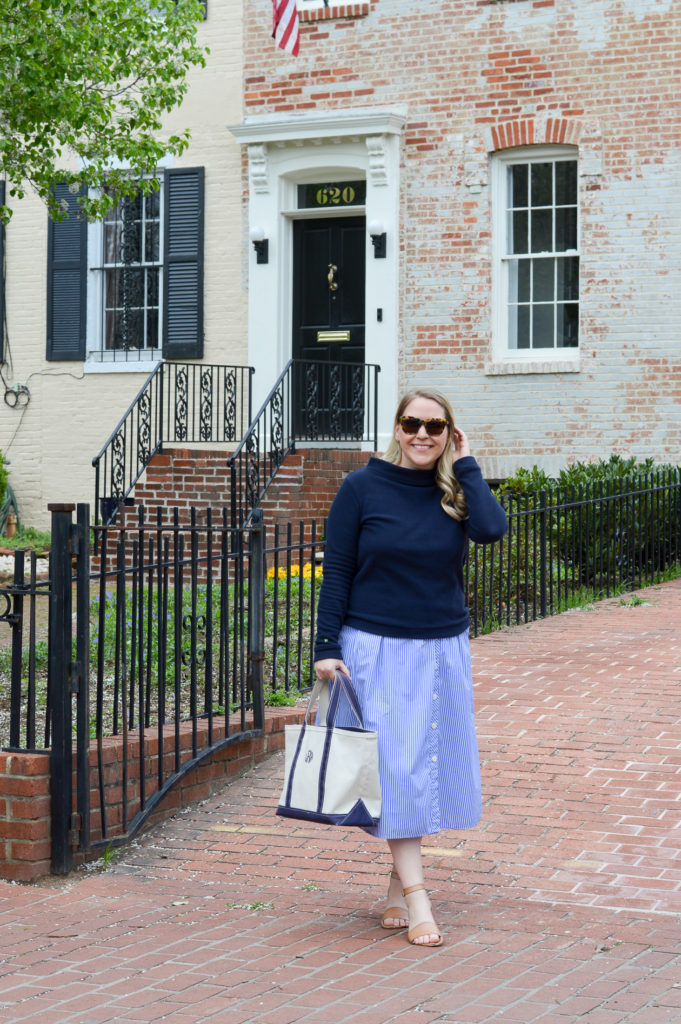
left=0, top=751, right=52, bottom=882
left=0, top=705, right=305, bottom=883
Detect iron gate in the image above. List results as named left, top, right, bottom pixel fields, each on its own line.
left=49, top=503, right=266, bottom=872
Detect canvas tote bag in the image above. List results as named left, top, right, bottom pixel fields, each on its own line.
left=276, top=672, right=381, bottom=827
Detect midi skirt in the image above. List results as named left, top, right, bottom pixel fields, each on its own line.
left=334, top=625, right=482, bottom=839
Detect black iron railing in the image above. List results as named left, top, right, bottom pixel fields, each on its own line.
left=0, top=550, right=50, bottom=751
left=92, top=362, right=253, bottom=524
left=466, top=470, right=681, bottom=635
left=228, top=358, right=380, bottom=526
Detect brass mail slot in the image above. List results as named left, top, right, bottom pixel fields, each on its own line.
left=317, top=330, right=350, bottom=344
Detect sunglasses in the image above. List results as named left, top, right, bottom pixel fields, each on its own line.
left=398, top=415, right=449, bottom=437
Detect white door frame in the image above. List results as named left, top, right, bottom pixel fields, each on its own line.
left=230, top=106, right=407, bottom=451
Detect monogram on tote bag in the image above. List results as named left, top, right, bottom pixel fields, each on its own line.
left=276, top=672, right=381, bottom=828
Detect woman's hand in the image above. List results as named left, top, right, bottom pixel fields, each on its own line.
left=451, top=425, right=471, bottom=462
left=314, top=658, right=351, bottom=681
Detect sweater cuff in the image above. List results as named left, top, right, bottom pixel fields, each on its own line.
left=314, top=639, right=343, bottom=662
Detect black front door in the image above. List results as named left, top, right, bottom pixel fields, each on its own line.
left=292, top=216, right=365, bottom=438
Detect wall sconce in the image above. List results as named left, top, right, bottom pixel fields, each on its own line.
left=368, top=220, right=387, bottom=259
left=250, top=225, right=269, bottom=264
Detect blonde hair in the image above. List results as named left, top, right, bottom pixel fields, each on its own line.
left=383, top=389, right=467, bottom=522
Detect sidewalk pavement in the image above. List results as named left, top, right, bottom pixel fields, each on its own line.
left=1, top=579, right=680, bottom=1024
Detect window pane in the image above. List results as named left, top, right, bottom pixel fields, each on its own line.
left=532, top=305, right=554, bottom=348
left=555, top=206, right=577, bottom=251
left=516, top=305, right=530, bottom=349
left=532, top=259, right=554, bottom=302
left=508, top=259, right=530, bottom=303
left=557, top=256, right=579, bottom=301
left=120, top=267, right=144, bottom=308
left=105, top=311, right=116, bottom=350
left=555, top=161, right=577, bottom=205
left=114, top=310, right=143, bottom=348
left=531, top=163, right=553, bottom=207
left=105, top=269, right=120, bottom=308
left=530, top=208, right=552, bottom=252
left=145, top=221, right=160, bottom=262
left=510, top=164, right=528, bottom=208
left=125, top=193, right=142, bottom=220
left=104, top=223, right=121, bottom=264
left=146, top=268, right=159, bottom=305
left=146, top=309, right=159, bottom=349
left=511, top=210, right=528, bottom=254
left=120, top=226, right=142, bottom=264
left=146, top=189, right=160, bottom=220
left=557, top=303, right=579, bottom=347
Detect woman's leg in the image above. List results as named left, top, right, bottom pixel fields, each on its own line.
left=388, top=837, right=441, bottom=945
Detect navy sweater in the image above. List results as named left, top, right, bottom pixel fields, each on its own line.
left=314, top=456, right=508, bottom=661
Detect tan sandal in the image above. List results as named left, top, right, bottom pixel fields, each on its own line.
left=381, top=871, right=408, bottom=930
left=402, top=883, right=443, bottom=947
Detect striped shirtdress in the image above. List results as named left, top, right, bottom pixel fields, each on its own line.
left=333, top=624, right=482, bottom=840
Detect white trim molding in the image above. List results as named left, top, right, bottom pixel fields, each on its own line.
left=230, top=107, right=407, bottom=450
left=230, top=107, right=408, bottom=147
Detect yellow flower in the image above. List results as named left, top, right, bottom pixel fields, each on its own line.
left=267, top=561, right=323, bottom=581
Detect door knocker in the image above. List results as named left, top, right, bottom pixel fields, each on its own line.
left=327, top=263, right=338, bottom=292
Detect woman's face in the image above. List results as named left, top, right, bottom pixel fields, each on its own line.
left=394, top=396, right=450, bottom=471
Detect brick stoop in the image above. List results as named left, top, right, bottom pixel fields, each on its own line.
left=119, top=445, right=373, bottom=529
left=257, top=447, right=372, bottom=529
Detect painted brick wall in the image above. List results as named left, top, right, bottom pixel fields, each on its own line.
left=243, top=0, right=681, bottom=478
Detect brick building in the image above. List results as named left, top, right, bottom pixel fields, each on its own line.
left=233, top=0, right=681, bottom=478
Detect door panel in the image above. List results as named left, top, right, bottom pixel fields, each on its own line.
left=292, top=216, right=365, bottom=438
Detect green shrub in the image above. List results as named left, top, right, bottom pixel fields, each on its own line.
left=495, top=456, right=681, bottom=601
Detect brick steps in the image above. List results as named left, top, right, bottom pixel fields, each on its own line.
left=125, top=446, right=372, bottom=527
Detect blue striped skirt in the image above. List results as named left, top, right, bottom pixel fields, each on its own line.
left=333, top=625, right=482, bottom=839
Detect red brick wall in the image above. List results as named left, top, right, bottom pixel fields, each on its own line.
left=0, top=706, right=305, bottom=883
left=257, top=447, right=370, bottom=530
left=127, top=446, right=371, bottom=529
left=0, top=751, right=51, bottom=882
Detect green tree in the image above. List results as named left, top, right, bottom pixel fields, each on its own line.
left=0, top=0, right=207, bottom=223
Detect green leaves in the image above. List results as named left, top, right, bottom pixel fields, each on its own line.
left=0, top=0, right=207, bottom=223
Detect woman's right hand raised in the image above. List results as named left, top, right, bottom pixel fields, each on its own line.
left=314, top=658, right=351, bottom=682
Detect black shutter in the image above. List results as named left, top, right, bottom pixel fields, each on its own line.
left=0, top=181, right=5, bottom=365
left=46, top=184, right=87, bottom=361
left=162, top=166, right=204, bottom=360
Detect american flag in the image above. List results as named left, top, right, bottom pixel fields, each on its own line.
left=272, top=0, right=300, bottom=56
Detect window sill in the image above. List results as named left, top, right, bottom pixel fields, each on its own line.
left=83, top=354, right=162, bottom=375
left=485, top=356, right=580, bottom=375
left=299, top=3, right=370, bottom=23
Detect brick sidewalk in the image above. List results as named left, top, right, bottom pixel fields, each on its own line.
left=1, top=579, right=680, bottom=1024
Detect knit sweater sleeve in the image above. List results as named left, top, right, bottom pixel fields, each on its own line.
left=454, top=456, right=508, bottom=543
left=314, top=475, right=362, bottom=662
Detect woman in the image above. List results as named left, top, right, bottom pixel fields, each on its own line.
left=313, top=388, right=507, bottom=947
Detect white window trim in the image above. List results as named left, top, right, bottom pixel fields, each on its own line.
left=489, top=144, right=580, bottom=375
left=83, top=157, right=173, bottom=374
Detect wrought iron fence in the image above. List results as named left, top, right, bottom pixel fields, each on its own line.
left=465, top=470, right=681, bottom=635
left=0, top=550, right=50, bottom=751
left=93, top=361, right=253, bottom=525
left=1, top=470, right=680, bottom=869
left=228, top=358, right=380, bottom=526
